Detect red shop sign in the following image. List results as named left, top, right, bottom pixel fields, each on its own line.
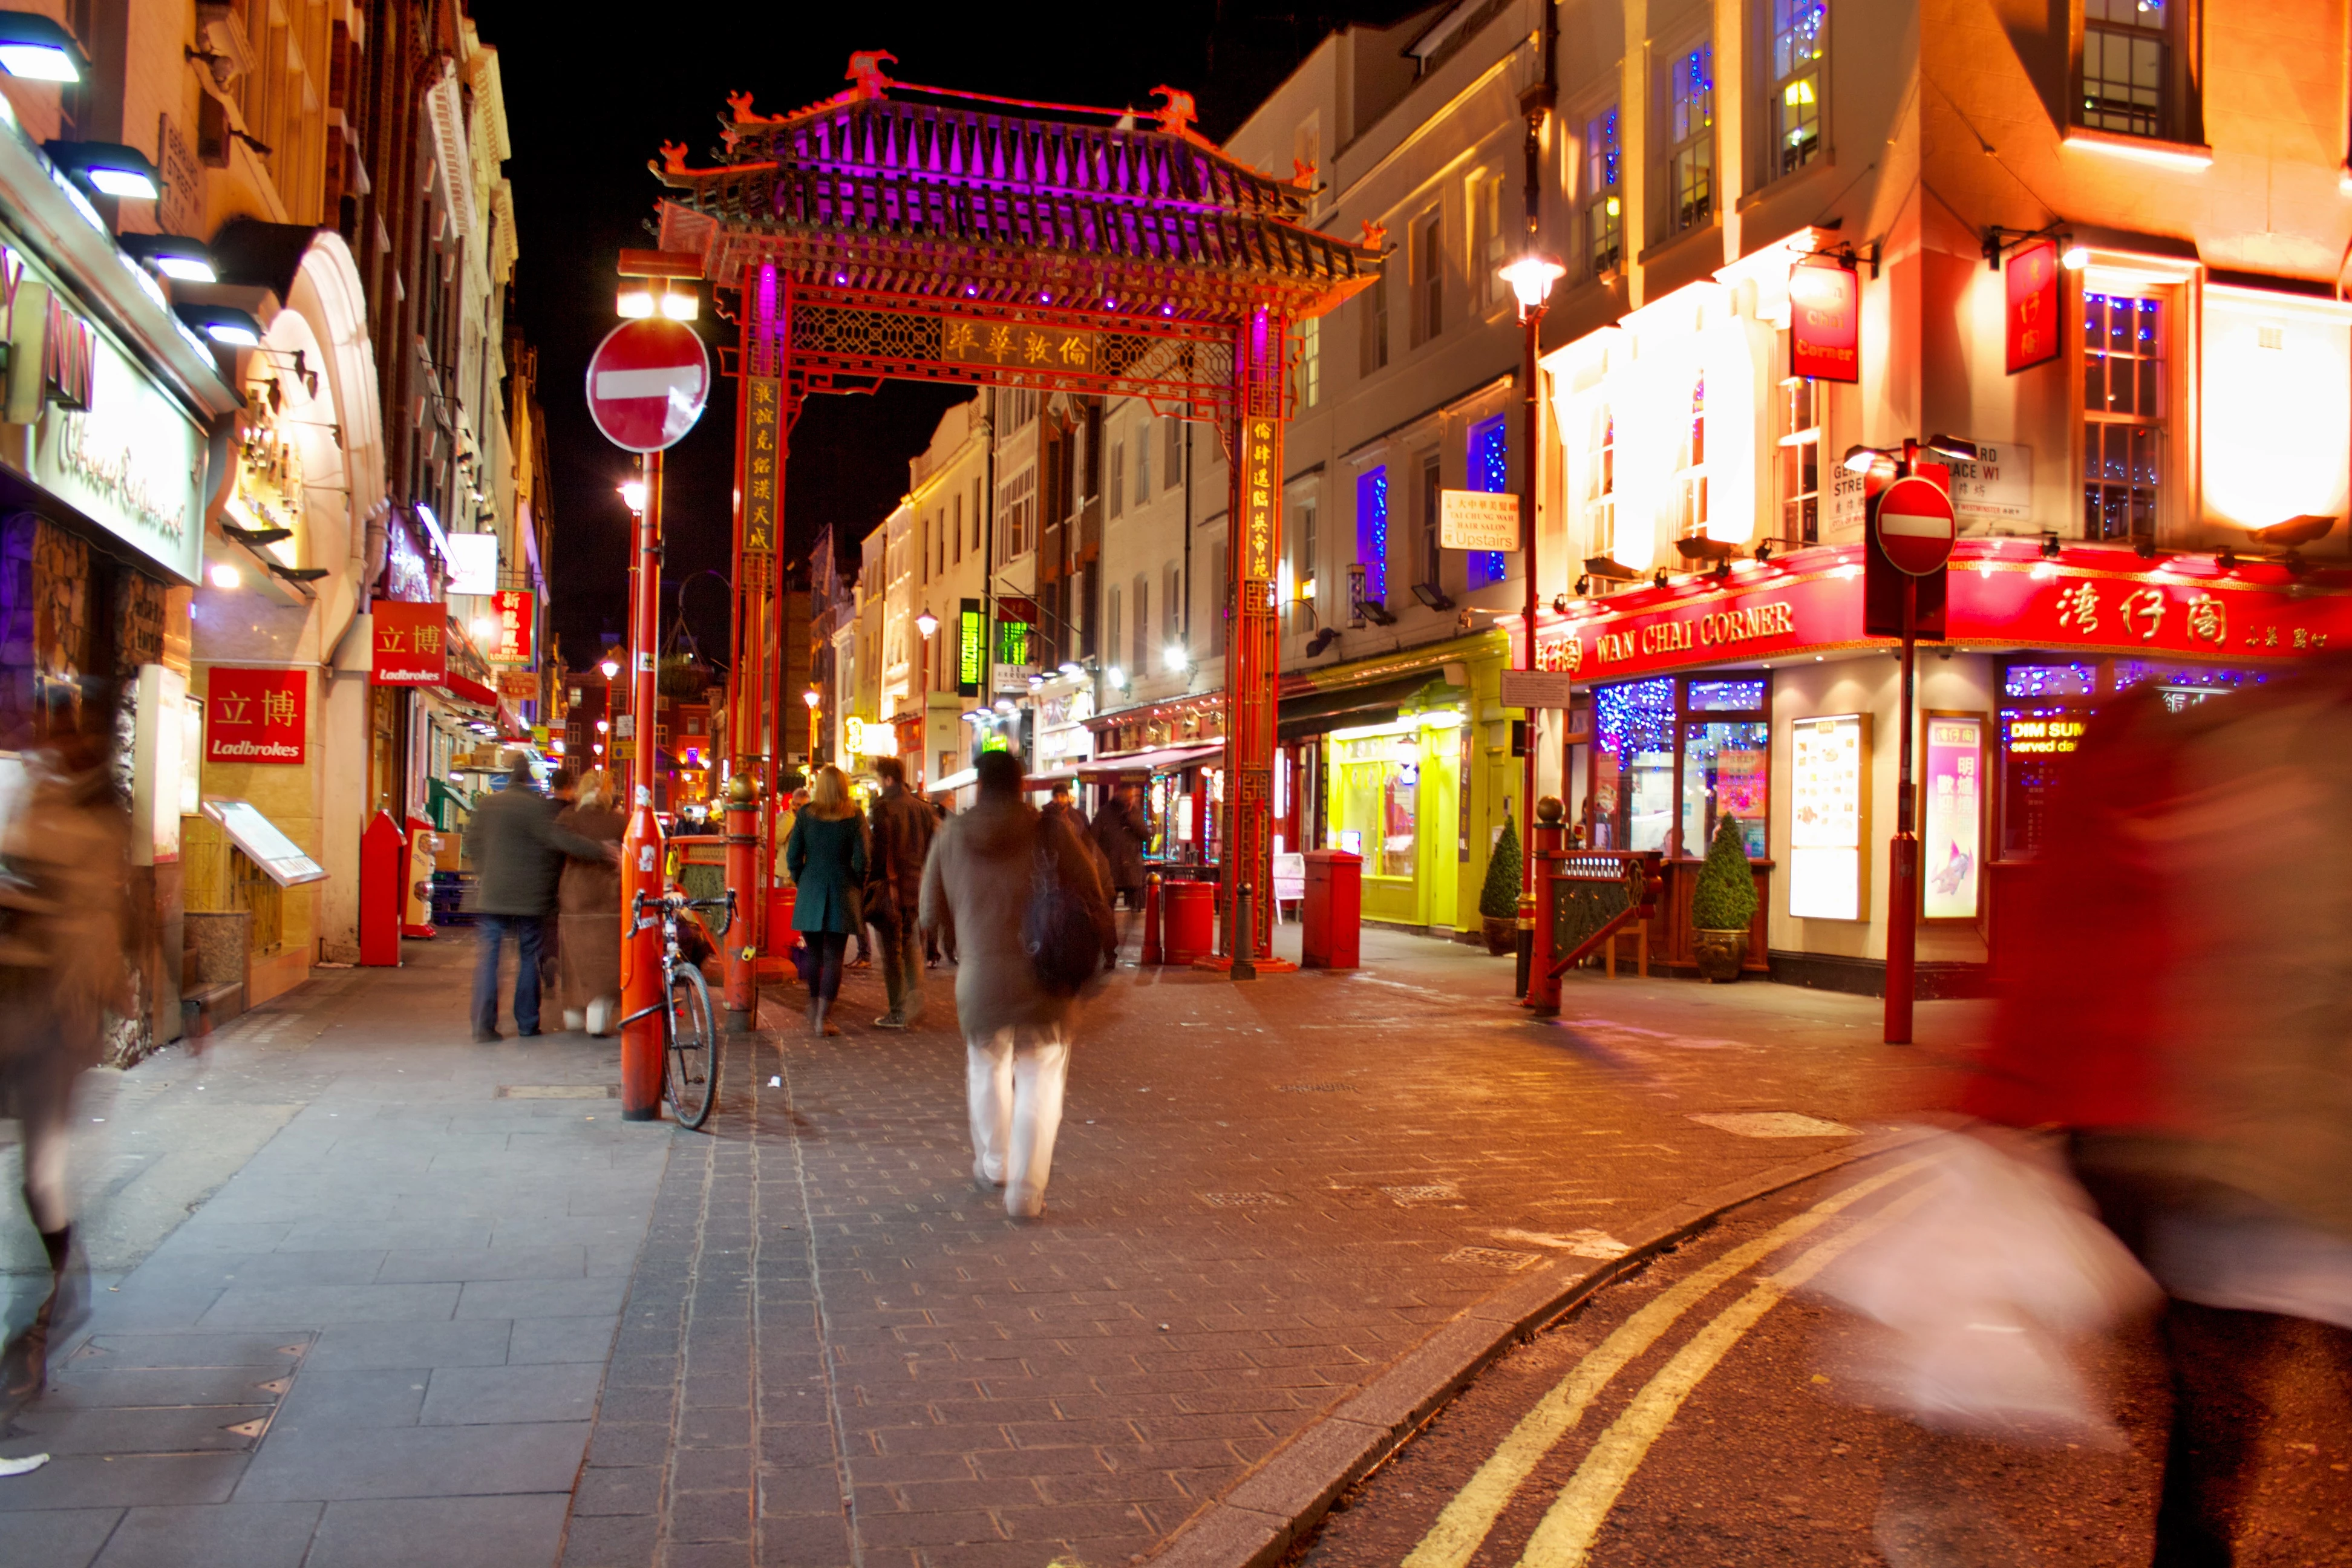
left=1947, top=561, right=2352, bottom=657
left=371, top=599, right=448, bottom=686
left=206, top=667, right=305, bottom=765
left=489, top=589, right=534, bottom=666
left=1528, top=566, right=1866, bottom=681
left=2005, top=238, right=2062, bottom=374
left=1789, top=260, right=1860, bottom=384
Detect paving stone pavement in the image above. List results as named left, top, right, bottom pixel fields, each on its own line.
left=1, top=926, right=1967, bottom=1567
left=567, top=929, right=1962, bottom=1568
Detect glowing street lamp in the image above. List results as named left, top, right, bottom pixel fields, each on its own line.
left=1499, top=247, right=1566, bottom=1001
left=1498, top=251, right=1566, bottom=318
left=599, top=656, right=621, bottom=680
left=618, top=479, right=647, bottom=513
left=915, top=607, right=939, bottom=639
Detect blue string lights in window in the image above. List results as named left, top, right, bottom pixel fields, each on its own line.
left=1466, top=414, right=1509, bottom=590
left=1356, top=466, right=1390, bottom=606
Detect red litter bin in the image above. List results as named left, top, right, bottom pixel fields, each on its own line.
left=1160, top=880, right=1215, bottom=965
left=1301, top=849, right=1363, bottom=969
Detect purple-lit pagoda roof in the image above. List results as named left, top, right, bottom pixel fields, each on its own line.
left=653, top=66, right=1382, bottom=328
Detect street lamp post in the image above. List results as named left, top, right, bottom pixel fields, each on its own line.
left=1499, top=251, right=1564, bottom=1000
left=616, top=462, right=666, bottom=1120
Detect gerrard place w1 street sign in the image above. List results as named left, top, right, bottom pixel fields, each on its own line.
left=586, top=318, right=711, bottom=452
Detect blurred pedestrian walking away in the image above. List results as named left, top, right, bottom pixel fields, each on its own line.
left=785, top=765, right=866, bottom=1038
left=864, top=756, right=934, bottom=1030
left=555, top=769, right=626, bottom=1036
left=537, top=768, right=577, bottom=999
left=463, top=762, right=615, bottom=1042
left=1090, top=783, right=1149, bottom=955
left=923, top=750, right=1110, bottom=1220
left=0, top=713, right=131, bottom=1411
left=1963, top=666, right=2352, bottom=1565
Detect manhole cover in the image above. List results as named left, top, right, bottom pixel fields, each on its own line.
left=497, top=1085, right=618, bottom=1099
left=1382, top=1184, right=1460, bottom=1204
left=1443, top=1246, right=1539, bottom=1271
left=1199, top=1192, right=1288, bottom=1207
left=1276, top=1083, right=1359, bottom=1093
left=1687, top=1111, right=1856, bottom=1139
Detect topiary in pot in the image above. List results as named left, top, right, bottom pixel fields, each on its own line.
left=1690, top=813, right=1759, bottom=982
left=1477, top=812, right=1523, bottom=955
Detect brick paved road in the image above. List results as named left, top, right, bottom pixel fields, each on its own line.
left=569, top=932, right=1961, bottom=1568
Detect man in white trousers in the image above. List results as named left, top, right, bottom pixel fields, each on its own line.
left=920, top=750, right=1105, bottom=1219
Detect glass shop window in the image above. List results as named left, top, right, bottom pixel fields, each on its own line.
left=1333, top=733, right=1419, bottom=878
left=1592, top=674, right=1770, bottom=857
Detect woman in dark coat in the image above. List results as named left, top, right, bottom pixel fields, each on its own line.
left=785, top=764, right=868, bottom=1037
left=555, top=769, right=627, bottom=1035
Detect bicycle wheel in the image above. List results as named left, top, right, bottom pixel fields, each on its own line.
left=665, top=965, right=720, bottom=1129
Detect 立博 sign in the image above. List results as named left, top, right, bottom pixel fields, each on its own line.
left=1440, top=488, right=1521, bottom=553
left=370, top=600, right=447, bottom=685
left=205, top=667, right=305, bottom=764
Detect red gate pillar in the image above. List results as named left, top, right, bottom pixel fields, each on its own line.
left=727, top=261, right=789, bottom=1022
left=1220, top=308, right=1285, bottom=965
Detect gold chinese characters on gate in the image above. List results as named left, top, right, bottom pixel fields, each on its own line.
left=1241, top=418, right=1275, bottom=579
left=741, top=377, right=780, bottom=555
left=941, top=319, right=1098, bottom=377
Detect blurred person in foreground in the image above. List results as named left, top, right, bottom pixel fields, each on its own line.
left=864, top=756, right=934, bottom=1030
left=0, top=703, right=131, bottom=1411
left=554, top=769, right=626, bottom=1036
left=1962, top=662, right=2352, bottom=1564
left=463, top=762, right=616, bottom=1042
left=921, top=750, right=1111, bottom=1220
left=785, top=765, right=866, bottom=1037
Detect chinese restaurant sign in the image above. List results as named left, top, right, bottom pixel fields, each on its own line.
left=1529, top=546, right=2352, bottom=681
left=205, top=667, right=305, bottom=764
left=1789, top=260, right=1859, bottom=384
left=371, top=600, right=448, bottom=685
left=2005, top=239, right=2062, bottom=374
left=741, top=376, right=780, bottom=554
left=488, top=589, right=534, bottom=666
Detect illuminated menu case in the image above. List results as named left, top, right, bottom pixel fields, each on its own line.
left=1921, top=713, right=1986, bottom=922
left=1788, top=713, right=1870, bottom=921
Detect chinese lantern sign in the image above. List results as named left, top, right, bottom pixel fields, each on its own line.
left=741, top=377, right=780, bottom=554
left=206, top=667, right=305, bottom=764
left=488, top=589, right=535, bottom=666
left=2006, top=238, right=2060, bottom=374
left=371, top=599, right=447, bottom=686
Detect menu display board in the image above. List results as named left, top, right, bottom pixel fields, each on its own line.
left=201, top=799, right=327, bottom=886
left=1788, top=713, right=1869, bottom=921
left=1922, top=713, right=1985, bottom=921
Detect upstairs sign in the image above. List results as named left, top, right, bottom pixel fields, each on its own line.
left=586, top=318, right=711, bottom=453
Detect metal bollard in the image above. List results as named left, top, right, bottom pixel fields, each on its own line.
left=1229, top=883, right=1257, bottom=981
left=1140, top=871, right=1163, bottom=966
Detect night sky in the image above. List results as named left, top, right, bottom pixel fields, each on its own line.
left=470, top=2, right=1403, bottom=673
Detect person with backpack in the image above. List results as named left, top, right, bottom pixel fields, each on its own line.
left=920, top=750, right=1111, bottom=1220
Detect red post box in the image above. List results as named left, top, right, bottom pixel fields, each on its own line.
left=1524, top=798, right=1566, bottom=1018
left=359, top=810, right=405, bottom=967
left=1160, top=880, right=1215, bottom=965
left=1301, top=849, right=1362, bottom=970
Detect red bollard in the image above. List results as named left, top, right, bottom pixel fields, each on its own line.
left=1525, top=796, right=1566, bottom=1018
left=1140, top=872, right=1163, bottom=967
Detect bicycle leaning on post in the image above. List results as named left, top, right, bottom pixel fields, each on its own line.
left=622, top=886, right=734, bottom=1129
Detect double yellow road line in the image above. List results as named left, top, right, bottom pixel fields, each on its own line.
left=1403, top=1156, right=1942, bottom=1568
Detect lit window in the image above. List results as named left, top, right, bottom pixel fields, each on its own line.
left=1777, top=377, right=1821, bottom=544
left=1356, top=466, right=1390, bottom=607
left=1470, top=170, right=1506, bottom=310
left=1585, top=404, right=1618, bottom=560
left=1771, top=0, right=1825, bottom=177
left=1665, top=45, right=1714, bottom=235
left=2080, top=0, right=2168, bottom=139
left=1466, top=414, right=1511, bottom=589
left=2082, top=292, right=2164, bottom=543
left=1584, top=106, right=1623, bottom=275
left=1299, top=316, right=1321, bottom=407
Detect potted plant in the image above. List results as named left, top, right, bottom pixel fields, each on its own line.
left=1477, top=814, right=1523, bottom=955
left=1690, top=814, right=1759, bottom=982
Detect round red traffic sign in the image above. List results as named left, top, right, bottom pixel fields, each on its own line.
left=585, top=318, right=710, bottom=453
left=1873, top=474, right=1956, bottom=576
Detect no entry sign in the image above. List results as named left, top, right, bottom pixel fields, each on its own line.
left=586, top=319, right=710, bottom=452
left=1873, top=475, right=1956, bottom=576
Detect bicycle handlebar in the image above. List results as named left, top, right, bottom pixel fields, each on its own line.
left=629, top=887, right=736, bottom=939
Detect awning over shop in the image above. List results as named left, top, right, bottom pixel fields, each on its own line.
left=1023, top=768, right=1077, bottom=791
left=1276, top=671, right=1434, bottom=742
left=1075, top=743, right=1223, bottom=777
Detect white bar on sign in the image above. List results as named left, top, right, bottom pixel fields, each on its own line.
left=595, top=365, right=704, bottom=400
left=1878, top=511, right=1952, bottom=537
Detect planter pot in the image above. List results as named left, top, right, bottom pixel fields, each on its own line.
left=1693, top=928, right=1748, bottom=983
left=1480, top=916, right=1515, bottom=956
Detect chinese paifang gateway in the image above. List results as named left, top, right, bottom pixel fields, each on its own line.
left=1513, top=537, right=2352, bottom=1000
